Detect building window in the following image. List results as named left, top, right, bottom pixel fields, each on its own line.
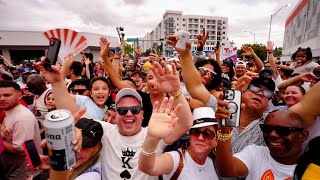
left=177, top=23, right=179, bottom=26
left=222, top=37, right=225, bottom=39
left=183, top=18, right=185, bottom=21
left=222, top=43, right=225, bottom=46
left=223, top=32, right=225, bottom=34
left=183, top=24, right=185, bottom=27
left=177, top=18, right=179, bottom=20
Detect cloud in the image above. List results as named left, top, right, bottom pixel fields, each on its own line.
left=0, top=0, right=300, bottom=48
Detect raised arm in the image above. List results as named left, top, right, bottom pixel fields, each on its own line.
left=150, top=61, right=193, bottom=144
left=242, top=45, right=263, bottom=73
left=0, top=55, right=13, bottom=67
left=215, top=99, right=249, bottom=177
left=166, top=35, right=212, bottom=105
left=289, top=81, right=320, bottom=127
left=61, top=54, right=74, bottom=80
left=138, top=97, right=180, bottom=175
left=100, top=37, right=132, bottom=89
left=266, top=41, right=279, bottom=79
left=132, top=46, right=141, bottom=71
left=277, top=72, right=317, bottom=93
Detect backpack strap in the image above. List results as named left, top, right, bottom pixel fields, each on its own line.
left=170, top=150, right=184, bottom=180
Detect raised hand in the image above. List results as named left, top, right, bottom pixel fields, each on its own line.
left=235, top=72, right=259, bottom=92
left=241, top=44, right=255, bottom=56
left=147, top=97, right=181, bottom=140
left=166, top=35, right=192, bottom=58
left=300, top=72, right=318, bottom=82
left=196, top=28, right=208, bottom=50
left=64, top=53, right=74, bottom=67
left=150, top=61, right=180, bottom=94
left=135, top=46, right=141, bottom=56
left=34, top=62, right=63, bottom=84
left=266, top=41, right=274, bottom=52
left=99, top=36, right=110, bottom=57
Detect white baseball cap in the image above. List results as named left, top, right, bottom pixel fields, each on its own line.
left=115, top=88, right=143, bottom=108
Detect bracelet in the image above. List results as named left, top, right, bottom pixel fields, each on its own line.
left=114, top=58, right=120, bottom=59
left=217, top=130, right=233, bottom=142
left=170, top=90, right=182, bottom=99
left=268, top=51, right=273, bottom=54
left=140, top=148, right=157, bottom=156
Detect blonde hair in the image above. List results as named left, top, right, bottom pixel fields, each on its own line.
left=69, top=143, right=102, bottom=180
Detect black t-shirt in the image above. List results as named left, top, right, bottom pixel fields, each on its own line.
left=82, top=62, right=95, bottom=78
left=137, top=90, right=152, bottom=127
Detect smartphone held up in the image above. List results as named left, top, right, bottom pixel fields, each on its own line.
left=221, top=89, right=242, bottom=127
left=175, top=30, right=190, bottom=50
left=44, top=37, right=61, bottom=71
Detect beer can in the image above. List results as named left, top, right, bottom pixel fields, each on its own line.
left=44, top=109, right=76, bottom=171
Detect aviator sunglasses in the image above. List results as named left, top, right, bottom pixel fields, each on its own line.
left=116, top=106, right=141, bottom=115
left=189, top=128, right=216, bottom=139
left=259, top=124, right=304, bottom=137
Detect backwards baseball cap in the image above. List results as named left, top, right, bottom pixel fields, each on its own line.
left=75, top=118, right=103, bottom=148
left=115, top=88, right=143, bottom=108
left=191, top=107, right=218, bottom=129
left=20, top=68, right=32, bottom=74
left=259, top=67, right=273, bottom=78
left=235, top=61, right=246, bottom=67
left=250, top=77, right=276, bottom=92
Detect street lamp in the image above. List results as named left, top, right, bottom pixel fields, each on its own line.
left=243, top=30, right=256, bottom=44
left=267, top=4, right=289, bottom=60
left=268, top=4, right=289, bottom=41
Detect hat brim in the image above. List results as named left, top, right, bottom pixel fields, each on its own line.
left=191, top=122, right=219, bottom=129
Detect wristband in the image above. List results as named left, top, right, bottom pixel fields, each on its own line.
left=217, top=130, right=233, bottom=142
left=140, top=148, right=157, bottom=157
left=170, top=90, right=182, bottom=99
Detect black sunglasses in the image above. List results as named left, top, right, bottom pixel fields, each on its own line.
left=116, top=106, right=141, bottom=115
left=259, top=124, right=304, bottom=137
left=189, top=128, right=216, bottom=139
left=73, top=89, right=87, bottom=95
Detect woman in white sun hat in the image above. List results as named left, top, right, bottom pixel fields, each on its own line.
left=139, top=107, right=219, bottom=180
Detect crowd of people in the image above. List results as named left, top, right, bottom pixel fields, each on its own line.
left=0, top=28, right=320, bottom=180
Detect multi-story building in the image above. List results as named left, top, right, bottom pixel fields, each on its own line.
left=283, top=0, right=320, bottom=62
left=141, top=10, right=229, bottom=56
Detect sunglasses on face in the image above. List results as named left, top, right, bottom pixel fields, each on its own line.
left=198, top=67, right=216, bottom=77
left=73, top=89, right=87, bottom=95
left=259, top=124, right=304, bottom=137
left=189, top=128, right=216, bottom=140
left=12, top=72, right=19, bottom=75
left=116, top=106, right=141, bottom=115
left=248, top=84, right=273, bottom=99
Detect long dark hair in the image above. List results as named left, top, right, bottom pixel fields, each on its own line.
left=294, top=136, right=320, bottom=180
left=195, top=59, right=222, bottom=90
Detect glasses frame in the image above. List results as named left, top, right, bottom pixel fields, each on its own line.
left=248, top=84, right=274, bottom=99
left=259, top=124, right=304, bottom=137
left=198, top=67, right=217, bottom=78
left=189, top=128, right=216, bottom=140
left=116, top=106, right=141, bottom=116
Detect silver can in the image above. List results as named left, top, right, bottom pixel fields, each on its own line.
left=44, top=109, right=76, bottom=171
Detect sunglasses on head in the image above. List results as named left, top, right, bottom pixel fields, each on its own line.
left=116, top=106, right=141, bottom=115
left=198, top=67, right=216, bottom=77
left=189, top=128, right=216, bottom=140
left=73, top=89, right=87, bottom=95
left=259, top=124, right=304, bottom=137
left=248, top=84, right=273, bottom=99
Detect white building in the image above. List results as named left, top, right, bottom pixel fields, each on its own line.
left=141, top=10, right=229, bottom=56
left=283, top=0, right=320, bottom=62
left=0, top=30, right=119, bottom=64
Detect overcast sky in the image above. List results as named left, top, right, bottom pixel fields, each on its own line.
left=0, top=0, right=299, bottom=48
